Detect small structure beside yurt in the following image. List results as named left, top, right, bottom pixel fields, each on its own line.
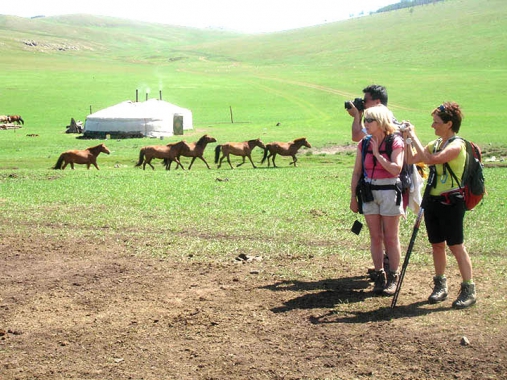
left=84, top=97, right=193, bottom=139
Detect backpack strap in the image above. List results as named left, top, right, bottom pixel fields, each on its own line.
left=384, top=133, right=395, bottom=158
left=361, top=135, right=373, bottom=178
left=443, top=136, right=465, bottom=190
left=430, top=138, right=445, bottom=188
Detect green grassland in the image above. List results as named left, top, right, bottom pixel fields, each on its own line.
left=1, top=0, right=506, bottom=265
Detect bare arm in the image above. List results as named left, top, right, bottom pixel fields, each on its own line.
left=404, top=124, right=461, bottom=164
left=351, top=116, right=366, bottom=142
left=347, top=104, right=365, bottom=142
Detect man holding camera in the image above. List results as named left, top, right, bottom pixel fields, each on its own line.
left=346, top=84, right=389, bottom=142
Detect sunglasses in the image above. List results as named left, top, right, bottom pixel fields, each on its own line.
left=438, top=104, right=446, bottom=112
left=364, top=118, right=376, bottom=123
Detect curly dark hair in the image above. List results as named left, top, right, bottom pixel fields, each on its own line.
left=432, top=102, right=463, bottom=132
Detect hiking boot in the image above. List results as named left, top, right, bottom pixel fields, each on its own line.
left=428, top=276, right=448, bottom=304
left=367, top=253, right=389, bottom=281
left=452, top=282, right=477, bottom=309
left=373, top=269, right=386, bottom=295
left=367, top=267, right=377, bottom=281
left=383, top=271, right=399, bottom=296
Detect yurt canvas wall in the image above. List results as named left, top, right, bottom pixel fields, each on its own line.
left=84, top=99, right=193, bottom=138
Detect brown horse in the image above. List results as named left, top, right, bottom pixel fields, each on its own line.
left=261, top=137, right=312, bottom=167
left=8, top=115, right=24, bottom=125
left=53, top=143, right=110, bottom=170
left=164, top=134, right=216, bottom=170
left=135, top=141, right=186, bottom=170
left=215, top=138, right=266, bottom=169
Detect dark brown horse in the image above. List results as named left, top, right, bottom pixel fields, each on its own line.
left=53, top=143, right=110, bottom=170
left=215, top=138, right=265, bottom=169
left=261, top=137, right=312, bottom=167
left=8, top=115, right=24, bottom=125
left=164, top=134, right=216, bottom=170
left=135, top=141, right=186, bottom=170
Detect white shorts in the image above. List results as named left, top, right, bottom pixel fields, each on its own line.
left=362, top=178, right=404, bottom=217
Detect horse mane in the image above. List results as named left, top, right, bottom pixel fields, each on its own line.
left=196, top=135, right=209, bottom=146
left=293, top=137, right=307, bottom=143
left=167, top=140, right=186, bottom=147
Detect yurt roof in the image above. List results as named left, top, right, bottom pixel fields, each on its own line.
left=88, top=99, right=191, bottom=119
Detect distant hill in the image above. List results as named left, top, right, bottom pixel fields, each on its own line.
left=0, top=14, right=241, bottom=61
left=377, top=0, right=445, bottom=13
left=1, top=0, right=506, bottom=71
left=174, top=0, right=506, bottom=71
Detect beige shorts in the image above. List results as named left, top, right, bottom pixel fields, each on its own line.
left=362, top=178, right=404, bottom=217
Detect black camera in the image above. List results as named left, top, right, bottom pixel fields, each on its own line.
left=344, top=97, right=365, bottom=112
left=357, top=178, right=374, bottom=203
left=361, top=182, right=374, bottom=203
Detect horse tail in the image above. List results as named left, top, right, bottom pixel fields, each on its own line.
left=20, top=117, right=24, bottom=125
left=135, top=148, right=145, bottom=167
left=53, top=154, right=64, bottom=170
left=214, top=145, right=222, bottom=164
left=261, top=147, right=269, bottom=164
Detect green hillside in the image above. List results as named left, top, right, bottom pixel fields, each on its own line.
left=0, top=14, right=240, bottom=60
left=0, top=0, right=506, bottom=150
left=194, top=0, right=506, bottom=69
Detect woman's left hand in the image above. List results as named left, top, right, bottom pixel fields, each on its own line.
left=350, top=197, right=359, bottom=213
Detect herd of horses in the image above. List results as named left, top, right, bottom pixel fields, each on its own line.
left=52, top=134, right=312, bottom=171
left=0, top=115, right=24, bottom=125
left=1, top=113, right=311, bottom=170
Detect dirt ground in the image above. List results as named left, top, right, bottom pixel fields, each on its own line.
left=1, top=232, right=505, bottom=380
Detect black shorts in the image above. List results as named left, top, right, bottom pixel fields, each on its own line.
left=424, top=196, right=466, bottom=246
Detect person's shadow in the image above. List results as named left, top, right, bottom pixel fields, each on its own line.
left=261, top=276, right=449, bottom=323
left=262, top=275, right=371, bottom=312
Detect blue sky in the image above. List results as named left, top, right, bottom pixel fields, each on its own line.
left=1, top=0, right=398, bottom=33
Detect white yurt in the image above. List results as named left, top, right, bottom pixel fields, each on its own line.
left=84, top=98, right=193, bottom=138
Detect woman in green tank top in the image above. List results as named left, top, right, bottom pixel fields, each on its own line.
left=403, top=102, right=476, bottom=309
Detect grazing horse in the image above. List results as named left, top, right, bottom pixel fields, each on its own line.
left=8, top=115, right=24, bottom=125
left=0, top=115, right=9, bottom=123
left=215, top=138, right=266, bottom=169
left=135, top=141, right=186, bottom=171
left=53, top=143, right=110, bottom=170
left=261, top=137, right=312, bottom=167
left=164, top=134, right=216, bottom=170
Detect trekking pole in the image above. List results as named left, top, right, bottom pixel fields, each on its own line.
left=391, top=168, right=435, bottom=309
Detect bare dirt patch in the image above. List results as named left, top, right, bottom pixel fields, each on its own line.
left=1, top=232, right=505, bottom=379
left=310, top=144, right=356, bottom=155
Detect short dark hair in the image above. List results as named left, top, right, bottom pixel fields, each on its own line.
left=432, top=102, right=463, bottom=133
left=363, top=84, right=388, bottom=106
